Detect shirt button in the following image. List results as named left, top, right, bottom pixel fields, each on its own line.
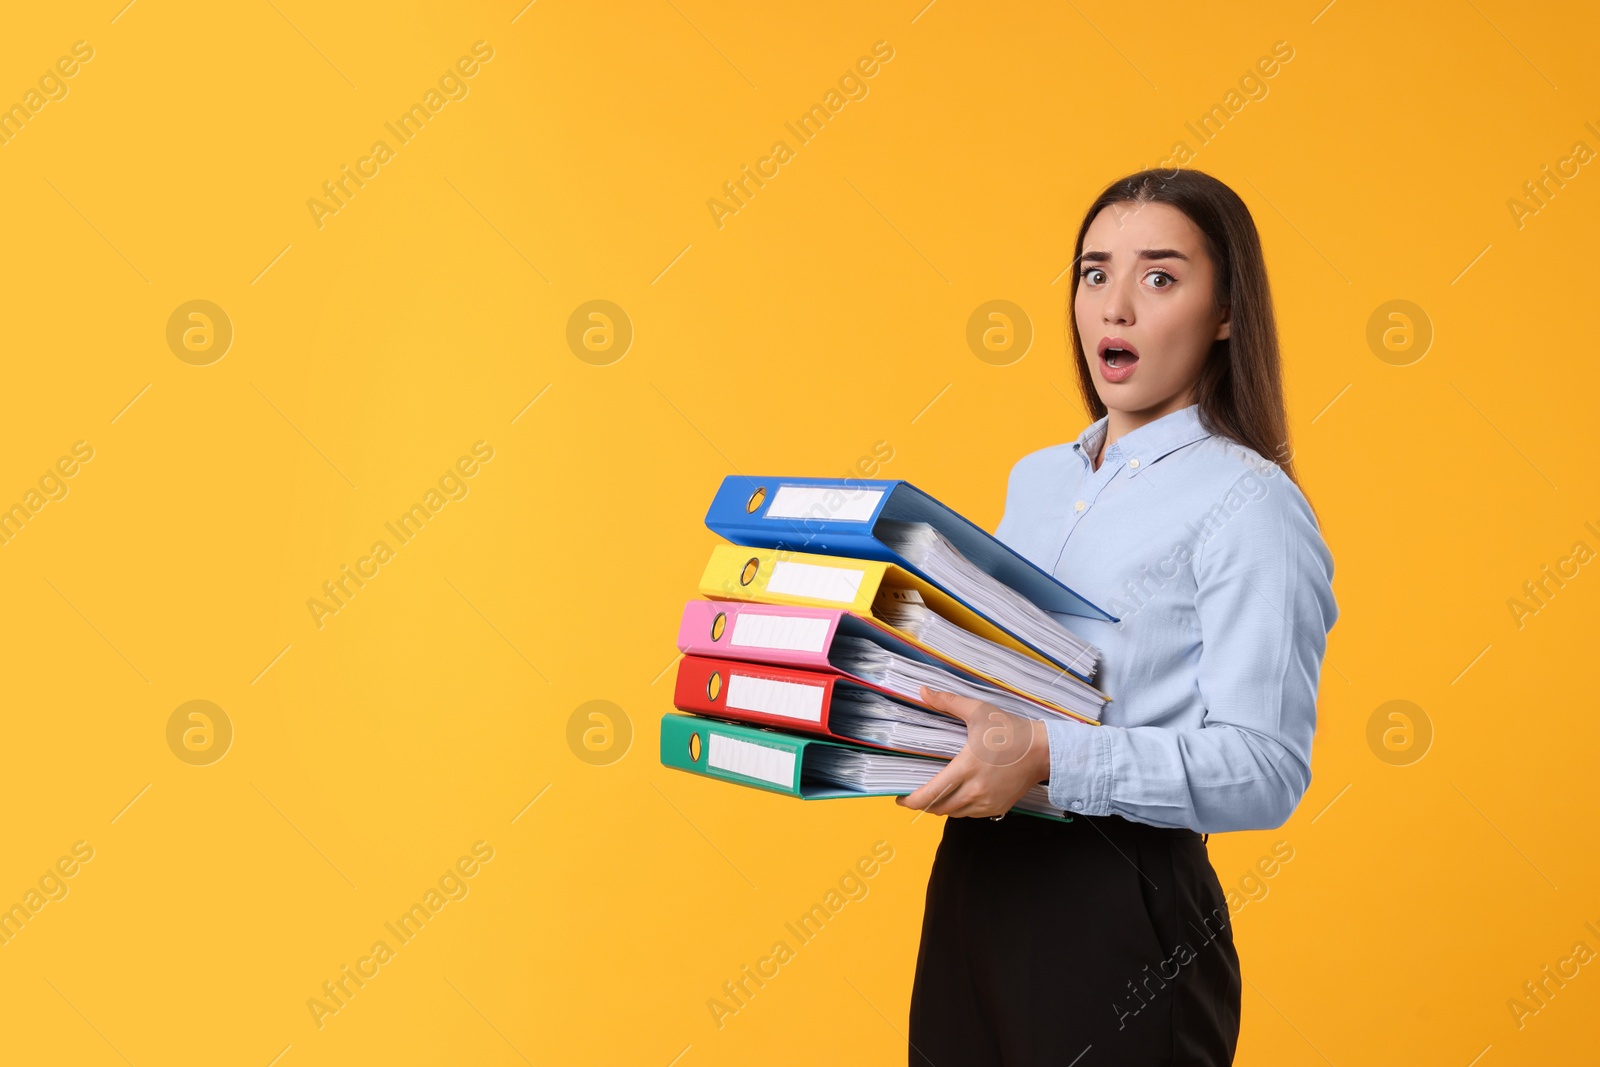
left=1129, top=458, right=1140, bottom=469
left=1074, top=500, right=1086, bottom=512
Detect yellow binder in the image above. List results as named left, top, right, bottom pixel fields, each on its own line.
left=697, top=543, right=1107, bottom=724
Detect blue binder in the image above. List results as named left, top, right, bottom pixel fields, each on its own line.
left=703, top=475, right=1117, bottom=622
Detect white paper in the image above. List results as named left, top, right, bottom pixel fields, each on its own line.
left=708, top=733, right=797, bottom=787
left=730, top=612, right=831, bottom=653
left=726, top=673, right=825, bottom=723
left=768, top=561, right=864, bottom=603
left=766, top=485, right=883, bottom=523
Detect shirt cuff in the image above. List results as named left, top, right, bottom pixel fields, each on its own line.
left=1044, top=719, right=1113, bottom=815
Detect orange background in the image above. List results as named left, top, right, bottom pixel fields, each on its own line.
left=0, top=1, right=1596, bottom=1063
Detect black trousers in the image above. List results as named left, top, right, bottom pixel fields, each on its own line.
left=909, top=810, right=1241, bottom=1066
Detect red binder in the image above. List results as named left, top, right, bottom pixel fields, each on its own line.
left=670, top=653, right=956, bottom=757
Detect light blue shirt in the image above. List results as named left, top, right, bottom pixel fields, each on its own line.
left=994, top=403, right=1338, bottom=833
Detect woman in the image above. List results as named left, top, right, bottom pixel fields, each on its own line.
left=896, top=169, right=1338, bottom=1065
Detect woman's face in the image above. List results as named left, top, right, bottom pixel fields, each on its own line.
left=1073, top=200, right=1230, bottom=421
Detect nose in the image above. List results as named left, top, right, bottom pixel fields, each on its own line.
left=1101, top=276, right=1135, bottom=326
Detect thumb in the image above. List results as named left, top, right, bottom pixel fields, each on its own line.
left=919, top=685, right=978, bottom=723
left=900, top=764, right=959, bottom=811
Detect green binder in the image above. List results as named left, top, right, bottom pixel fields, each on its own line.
left=659, top=713, right=1072, bottom=823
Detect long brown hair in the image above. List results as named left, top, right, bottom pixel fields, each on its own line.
left=1068, top=168, right=1305, bottom=498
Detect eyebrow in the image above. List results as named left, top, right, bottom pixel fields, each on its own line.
left=1079, top=248, right=1191, bottom=264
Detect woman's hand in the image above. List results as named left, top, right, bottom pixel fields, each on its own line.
left=895, top=686, right=1051, bottom=818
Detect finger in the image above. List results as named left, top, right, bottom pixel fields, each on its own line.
left=948, top=797, right=1005, bottom=819
left=925, top=781, right=975, bottom=817
left=902, top=768, right=962, bottom=812
left=945, top=783, right=1010, bottom=818
left=968, top=708, right=1038, bottom=769
left=901, top=772, right=955, bottom=811
left=918, top=686, right=990, bottom=723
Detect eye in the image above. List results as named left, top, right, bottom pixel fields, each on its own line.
left=1078, top=267, right=1106, bottom=285
left=1147, top=270, right=1176, bottom=289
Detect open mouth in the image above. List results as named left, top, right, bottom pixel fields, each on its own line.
left=1097, top=337, right=1141, bottom=373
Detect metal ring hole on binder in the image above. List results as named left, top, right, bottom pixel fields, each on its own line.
left=746, top=486, right=766, bottom=513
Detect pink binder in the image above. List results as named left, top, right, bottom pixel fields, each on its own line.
left=674, top=598, right=1097, bottom=724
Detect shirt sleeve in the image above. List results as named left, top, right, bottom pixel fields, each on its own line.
left=1042, top=468, right=1339, bottom=833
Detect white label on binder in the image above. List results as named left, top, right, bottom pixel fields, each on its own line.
left=726, top=673, right=825, bottom=723
left=768, top=561, right=864, bottom=603
left=766, top=485, right=883, bottom=523
left=730, top=613, right=831, bottom=653
left=708, top=733, right=796, bottom=787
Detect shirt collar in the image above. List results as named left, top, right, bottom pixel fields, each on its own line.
left=1071, top=403, right=1212, bottom=477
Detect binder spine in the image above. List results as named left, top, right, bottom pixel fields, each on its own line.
left=697, top=544, right=883, bottom=613
left=705, top=476, right=901, bottom=561
left=672, top=655, right=838, bottom=737
left=659, top=713, right=804, bottom=795
left=675, top=599, right=840, bottom=670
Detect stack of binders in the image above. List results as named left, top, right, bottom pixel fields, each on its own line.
left=659, top=476, right=1119, bottom=822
